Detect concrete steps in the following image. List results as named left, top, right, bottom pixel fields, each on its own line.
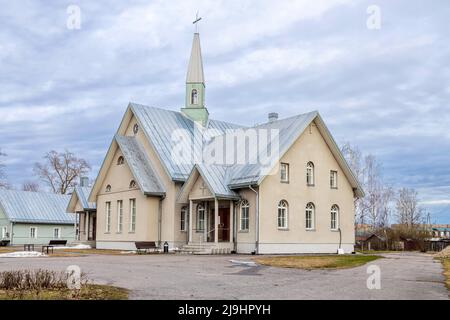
left=71, top=240, right=96, bottom=248
left=177, top=243, right=232, bottom=255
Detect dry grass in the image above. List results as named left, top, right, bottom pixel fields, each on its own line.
left=0, top=269, right=128, bottom=300
left=255, top=255, right=380, bottom=270
left=442, top=258, right=450, bottom=291
left=0, top=284, right=128, bottom=300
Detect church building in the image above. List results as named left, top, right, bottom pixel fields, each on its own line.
left=68, top=31, right=364, bottom=254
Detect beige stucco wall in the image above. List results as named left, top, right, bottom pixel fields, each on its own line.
left=94, top=113, right=189, bottom=249
left=236, top=188, right=258, bottom=253
left=124, top=115, right=188, bottom=247
left=96, top=147, right=159, bottom=245
left=258, top=121, right=355, bottom=253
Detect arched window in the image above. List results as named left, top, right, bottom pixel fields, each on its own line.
left=117, top=156, right=124, bottom=165
left=129, top=180, right=137, bottom=189
left=306, top=202, right=315, bottom=230
left=306, top=162, right=315, bottom=186
left=197, top=204, right=205, bottom=231
left=180, top=206, right=187, bottom=232
left=105, top=185, right=112, bottom=193
left=240, top=200, right=250, bottom=231
left=277, top=200, right=288, bottom=229
left=191, top=89, right=198, bottom=105
left=133, top=124, right=139, bottom=135
left=331, top=205, right=339, bottom=230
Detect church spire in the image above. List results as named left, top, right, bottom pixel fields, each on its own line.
left=186, top=33, right=205, bottom=84
left=181, top=17, right=209, bottom=126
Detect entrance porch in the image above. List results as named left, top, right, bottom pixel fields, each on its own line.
left=75, top=211, right=97, bottom=245
left=186, top=198, right=235, bottom=253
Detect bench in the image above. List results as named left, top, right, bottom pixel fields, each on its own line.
left=0, top=240, right=10, bottom=246
left=135, top=241, right=158, bottom=254
left=42, top=240, right=68, bottom=254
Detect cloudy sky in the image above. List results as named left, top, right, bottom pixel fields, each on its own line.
left=0, top=0, right=449, bottom=222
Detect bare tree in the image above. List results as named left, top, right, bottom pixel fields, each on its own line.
left=341, top=143, right=365, bottom=224
left=0, top=149, right=7, bottom=189
left=22, top=181, right=41, bottom=192
left=33, top=150, right=91, bottom=194
left=395, top=188, right=424, bottom=228
left=342, top=143, right=393, bottom=229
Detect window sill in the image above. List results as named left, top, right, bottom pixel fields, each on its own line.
left=306, top=229, right=316, bottom=232
left=128, top=232, right=135, bottom=234
left=195, top=230, right=205, bottom=233
left=239, top=230, right=249, bottom=233
left=280, top=181, right=290, bottom=184
left=278, top=228, right=289, bottom=231
left=331, top=229, right=339, bottom=232
left=104, top=232, right=111, bottom=234
left=330, top=187, right=338, bottom=190
left=116, top=232, right=122, bottom=234
left=180, top=230, right=187, bottom=233
left=307, top=184, right=315, bottom=187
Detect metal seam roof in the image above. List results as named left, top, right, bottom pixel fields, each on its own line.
left=115, top=135, right=166, bottom=196
left=0, top=189, right=74, bottom=224
left=124, top=104, right=363, bottom=198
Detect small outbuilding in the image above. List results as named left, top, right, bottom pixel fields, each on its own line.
left=0, top=189, right=75, bottom=246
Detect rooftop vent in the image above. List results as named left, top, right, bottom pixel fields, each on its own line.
left=80, top=176, right=89, bottom=187
left=268, top=112, right=279, bottom=123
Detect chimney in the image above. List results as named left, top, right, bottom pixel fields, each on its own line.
left=268, top=112, right=279, bottom=123
left=80, top=176, right=89, bottom=187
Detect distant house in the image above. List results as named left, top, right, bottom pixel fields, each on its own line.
left=432, top=226, right=450, bottom=239
left=355, top=232, right=387, bottom=251
left=0, top=189, right=75, bottom=246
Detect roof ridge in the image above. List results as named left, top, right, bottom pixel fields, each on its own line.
left=0, top=189, right=70, bottom=198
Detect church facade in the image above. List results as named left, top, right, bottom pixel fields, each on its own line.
left=68, top=32, right=363, bottom=254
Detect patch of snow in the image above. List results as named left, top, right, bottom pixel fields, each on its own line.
left=0, top=251, right=46, bottom=258
left=53, top=244, right=92, bottom=250
left=229, top=260, right=257, bottom=267
left=120, top=251, right=137, bottom=254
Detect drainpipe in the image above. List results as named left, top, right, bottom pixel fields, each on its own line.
left=249, top=185, right=259, bottom=255
left=10, top=222, right=14, bottom=246
left=158, top=199, right=163, bottom=248
left=233, top=201, right=238, bottom=253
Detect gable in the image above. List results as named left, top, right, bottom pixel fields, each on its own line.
left=190, top=174, right=213, bottom=199
left=275, top=120, right=355, bottom=194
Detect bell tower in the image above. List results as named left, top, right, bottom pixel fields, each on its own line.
left=181, top=29, right=209, bottom=126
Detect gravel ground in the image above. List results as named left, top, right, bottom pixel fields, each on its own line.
left=0, top=252, right=447, bottom=300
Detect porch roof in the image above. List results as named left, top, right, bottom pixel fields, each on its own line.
left=177, top=164, right=240, bottom=203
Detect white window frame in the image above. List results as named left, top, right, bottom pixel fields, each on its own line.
left=280, top=163, right=289, bottom=183
left=180, top=207, right=187, bottom=232
left=306, top=162, right=315, bottom=186
left=196, top=204, right=205, bottom=231
left=53, top=227, right=61, bottom=239
left=30, top=227, right=37, bottom=239
left=117, top=200, right=123, bottom=233
left=277, top=200, right=289, bottom=229
left=105, top=202, right=111, bottom=233
left=240, top=200, right=250, bottom=231
left=306, top=203, right=315, bottom=230
left=331, top=205, right=339, bottom=230
left=129, top=199, right=136, bottom=232
left=1, top=226, right=7, bottom=239
left=330, top=170, right=338, bottom=189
